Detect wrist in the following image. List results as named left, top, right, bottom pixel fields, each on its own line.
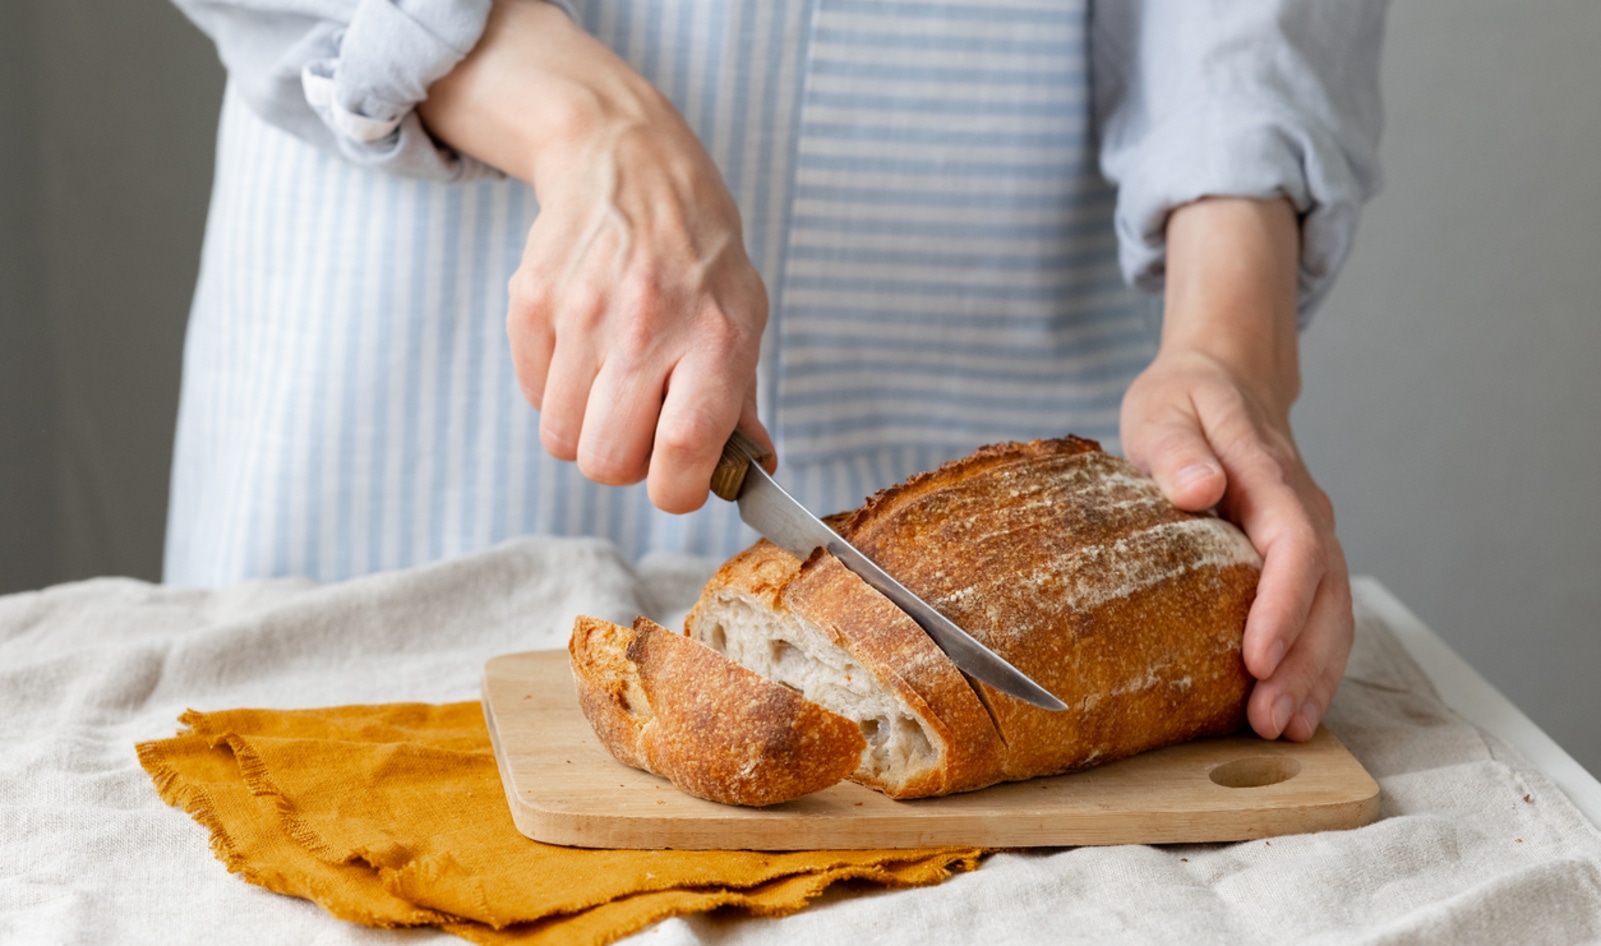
left=418, top=0, right=661, bottom=190
left=1158, top=196, right=1302, bottom=416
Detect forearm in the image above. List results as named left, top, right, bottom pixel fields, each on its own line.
left=1159, top=196, right=1302, bottom=423
left=417, top=0, right=668, bottom=194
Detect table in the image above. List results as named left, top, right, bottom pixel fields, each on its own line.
left=3, top=540, right=1599, bottom=945
left=1358, top=576, right=1601, bottom=827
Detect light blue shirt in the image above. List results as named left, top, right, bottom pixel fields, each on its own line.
left=172, top=0, right=1385, bottom=315
left=162, top=0, right=1386, bottom=586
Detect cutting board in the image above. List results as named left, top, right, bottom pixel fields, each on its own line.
left=482, top=651, right=1380, bottom=850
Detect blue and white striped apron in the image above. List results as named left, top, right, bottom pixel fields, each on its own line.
left=164, top=0, right=1157, bottom=587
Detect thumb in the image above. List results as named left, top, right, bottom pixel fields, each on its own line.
left=735, top=387, right=778, bottom=475
left=1128, top=417, right=1227, bottom=512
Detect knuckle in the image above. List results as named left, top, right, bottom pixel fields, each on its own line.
left=1311, top=486, right=1337, bottom=529
left=540, top=425, right=578, bottom=462
left=1263, top=439, right=1304, bottom=476
left=736, top=268, right=770, bottom=326
left=507, top=269, right=552, bottom=315
left=517, top=377, right=544, bottom=410
left=649, top=478, right=707, bottom=515
left=580, top=453, right=643, bottom=487
left=704, top=304, right=768, bottom=362
left=1294, top=528, right=1329, bottom=576
left=696, top=314, right=747, bottom=355
left=655, top=413, right=718, bottom=460
left=543, top=441, right=578, bottom=464
left=613, top=315, right=659, bottom=367
left=608, top=281, right=671, bottom=364
left=655, top=396, right=732, bottom=465
left=1146, top=423, right=1196, bottom=456
left=620, top=272, right=668, bottom=323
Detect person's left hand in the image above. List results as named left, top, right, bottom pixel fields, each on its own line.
left=1120, top=196, right=1353, bottom=742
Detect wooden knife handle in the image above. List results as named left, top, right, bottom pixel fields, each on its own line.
left=709, top=430, right=772, bottom=502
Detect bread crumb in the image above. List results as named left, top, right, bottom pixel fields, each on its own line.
left=1524, top=794, right=1532, bottom=802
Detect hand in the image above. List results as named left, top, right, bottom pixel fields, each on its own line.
left=1120, top=197, right=1354, bottom=742
left=419, top=0, right=773, bottom=513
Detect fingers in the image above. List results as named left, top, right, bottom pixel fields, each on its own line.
left=1239, top=515, right=1322, bottom=680
left=537, top=334, right=599, bottom=463
left=737, top=389, right=778, bottom=475
left=575, top=358, right=663, bottom=486
left=1229, top=445, right=1351, bottom=740
left=1246, top=558, right=1353, bottom=741
left=1119, top=369, right=1228, bottom=512
left=506, top=272, right=557, bottom=411
left=1132, top=413, right=1228, bottom=512
left=518, top=276, right=763, bottom=504
left=645, top=350, right=766, bottom=513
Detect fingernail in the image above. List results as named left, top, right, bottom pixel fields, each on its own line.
left=1174, top=462, right=1219, bottom=492
left=1271, top=694, right=1295, bottom=736
left=1296, top=700, right=1322, bottom=736
left=1264, top=639, right=1285, bottom=676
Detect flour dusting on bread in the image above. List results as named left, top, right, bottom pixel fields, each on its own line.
left=1009, top=517, right=1262, bottom=615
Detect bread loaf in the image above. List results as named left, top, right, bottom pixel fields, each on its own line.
left=571, top=437, right=1261, bottom=806
left=682, top=437, right=1260, bottom=799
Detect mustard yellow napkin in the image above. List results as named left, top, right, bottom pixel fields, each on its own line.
left=137, top=702, right=982, bottom=946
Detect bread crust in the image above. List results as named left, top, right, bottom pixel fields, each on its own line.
left=568, top=615, right=865, bottom=807
left=834, top=438, right=1257, bottom=780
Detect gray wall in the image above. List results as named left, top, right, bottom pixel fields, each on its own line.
left=0, top=1, right=1596, bottom=774
left=0, top=0, right=221, bottom=589
left=1297, top=1, right=1601, bottom=777
left=0, top=0, right=56, bottom=591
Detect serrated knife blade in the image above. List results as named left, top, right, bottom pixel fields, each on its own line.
left=711, top=432, right=1067, bottom=712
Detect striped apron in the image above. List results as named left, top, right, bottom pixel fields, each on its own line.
left=164, top=0, right=1157, bottom=587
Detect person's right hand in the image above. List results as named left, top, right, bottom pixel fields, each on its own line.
left=419, top=0, right=773, bottom=513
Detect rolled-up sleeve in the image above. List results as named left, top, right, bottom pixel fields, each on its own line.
left=1093, top=0, right=1387, bottom=322
left=173, top=0, right=570, bottom=181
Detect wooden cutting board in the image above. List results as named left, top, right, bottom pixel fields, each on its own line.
left=482, top=651, right=1380, bottom=850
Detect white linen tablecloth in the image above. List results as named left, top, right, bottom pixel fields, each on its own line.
left=3, top=537, right=1599, bottom=945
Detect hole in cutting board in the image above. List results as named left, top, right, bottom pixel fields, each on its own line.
left=1208, top=756, right=1302, bottom=789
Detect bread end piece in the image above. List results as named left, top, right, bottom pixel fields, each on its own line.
left=568, top=615, right=866, bottom=807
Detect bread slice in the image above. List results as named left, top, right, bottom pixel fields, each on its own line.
left=568, top=615, right=866, bottom=807
left=685, top=544, right=1006, bottom=799
left=684, top=437, right=1260, bottom=797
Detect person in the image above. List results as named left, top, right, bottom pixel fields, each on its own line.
left=164, top=0, right=1386, bottom=743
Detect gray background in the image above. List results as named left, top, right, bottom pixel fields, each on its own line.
left=2, top=1, right=1597, bottom=775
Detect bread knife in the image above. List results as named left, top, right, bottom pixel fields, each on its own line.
left=710, top=431, right=1068, bottom=711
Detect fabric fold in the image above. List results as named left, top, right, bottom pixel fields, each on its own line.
left=137, top=701, right=981, bottom=946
